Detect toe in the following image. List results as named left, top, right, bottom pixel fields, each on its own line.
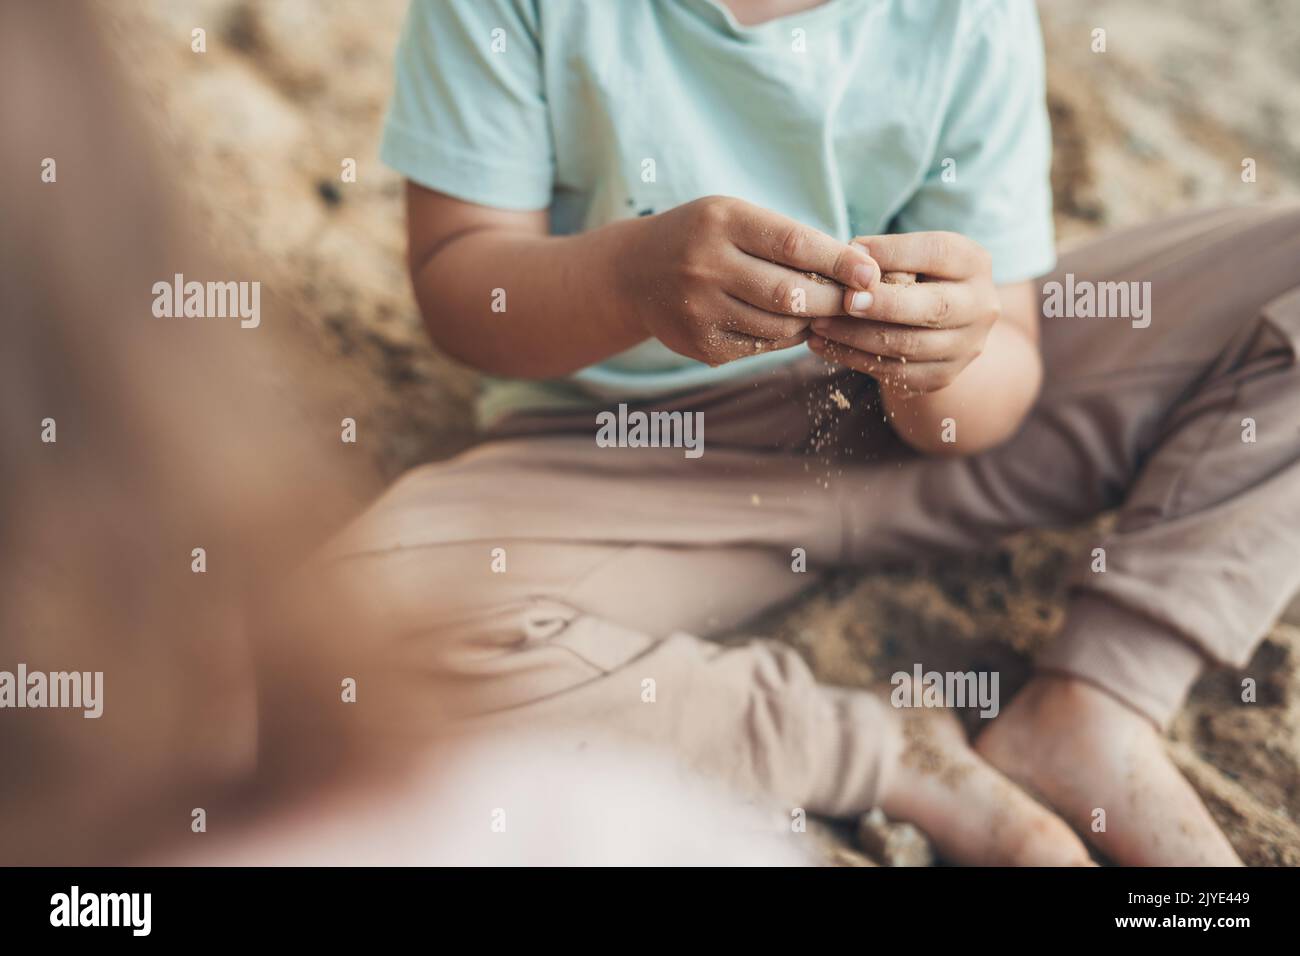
left=999, top=809, right=1093, bottom=867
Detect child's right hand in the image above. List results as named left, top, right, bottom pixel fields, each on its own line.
left=622, top=196, right=880, bottom=367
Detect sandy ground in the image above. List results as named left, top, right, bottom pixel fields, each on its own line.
left=100, top=0, right=1300, bottom=864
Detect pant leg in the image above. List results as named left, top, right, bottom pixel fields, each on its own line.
left=320, top=435, right=901, bottom=818
left=1037, top=208, right=1300, bottom=724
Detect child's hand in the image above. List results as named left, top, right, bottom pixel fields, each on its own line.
left=625, top=196, right=879, bottom=367
left=807, top=232, right=1001, bottom=394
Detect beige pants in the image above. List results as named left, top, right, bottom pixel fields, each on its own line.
left=322, top=205, right=1300, bottom=818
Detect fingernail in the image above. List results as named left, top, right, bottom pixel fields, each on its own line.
left=807, top=336, right=824, bottom=350
left=851, top=262, right=877, bottom=290
left=849, top=291, right=873, bottom=313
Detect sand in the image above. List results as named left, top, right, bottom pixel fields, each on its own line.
left=880, top=271, right=918, bottom=286
left=101, top=0, right=1300, bottom=865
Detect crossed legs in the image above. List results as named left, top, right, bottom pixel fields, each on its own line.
left=322, top=203, right=1300, bottom=864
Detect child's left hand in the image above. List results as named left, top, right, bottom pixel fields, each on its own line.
left=807, top=231, right=1001, bottom=394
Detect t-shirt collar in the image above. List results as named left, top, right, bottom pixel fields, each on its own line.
left=677, top=0, right=870, bottom=41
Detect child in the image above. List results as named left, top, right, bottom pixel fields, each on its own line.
left=334, top=0, right=1300, bottom=864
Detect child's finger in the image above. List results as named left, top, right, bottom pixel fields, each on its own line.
left=807, top=337, right=961, bottom=393
left=712, top=327, right=810, bottom=364
left=852, top=231, right=989, bottom=281
left=842, top=278, right=978, bottom=329
left=718, top=294, right=812, bottom=341
left=729, top=207, right=879, bottom=291
left=726, top=255, right=847, bottom=317
left=809, top=316, right=963, bottom=362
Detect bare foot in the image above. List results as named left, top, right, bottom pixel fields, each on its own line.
left=976, top=674, right=1242, bottom=866
left=879, top=705, right=1093, bottom=866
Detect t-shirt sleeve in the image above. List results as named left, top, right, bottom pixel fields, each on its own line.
left=380, top=0, right=554, bottom=210
left=893, top=0, right=1056, bottom=284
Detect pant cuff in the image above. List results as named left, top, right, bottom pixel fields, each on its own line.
left=806, top=686, right=902, bottom=817
left=1037, top=593, right=1206, bottom=729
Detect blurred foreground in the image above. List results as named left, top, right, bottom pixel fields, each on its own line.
left=3, top=1, right=1299, bottom=864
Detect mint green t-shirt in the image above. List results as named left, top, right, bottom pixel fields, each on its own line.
left=381, top=0, right=1056, bottom=427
